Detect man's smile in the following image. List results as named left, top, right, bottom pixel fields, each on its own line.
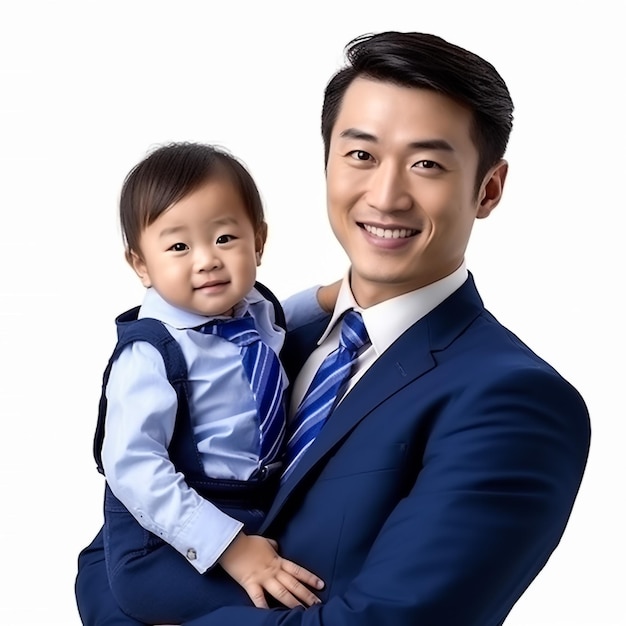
left=359, top=222, right=420, bottom=239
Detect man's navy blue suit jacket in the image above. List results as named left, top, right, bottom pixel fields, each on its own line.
left=76, top=274, right=591, bottom=625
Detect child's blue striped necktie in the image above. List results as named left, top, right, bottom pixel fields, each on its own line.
left=196, top=315, right=286, bottom=467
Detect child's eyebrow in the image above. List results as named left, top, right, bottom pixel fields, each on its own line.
left=211, top=216, right=239, bottom=227
left=158, top=225, right=188, bottom=238
left=158, top=216, right=241, bottom=238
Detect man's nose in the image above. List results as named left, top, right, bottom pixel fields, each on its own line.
left=366, top=162, right=413, bottom=213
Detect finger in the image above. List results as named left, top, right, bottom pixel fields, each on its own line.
left=280, top=558, right=325, bottom=590
left=266, top=538, right=279, bottom=551
left=263, top=580, right=303, bottom=609
left=276, top=571, right=321, bottom=607
left=244, top=583, right=269, bottom=609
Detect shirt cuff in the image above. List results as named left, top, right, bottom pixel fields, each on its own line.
left=170, top=499, right=244, bottom=574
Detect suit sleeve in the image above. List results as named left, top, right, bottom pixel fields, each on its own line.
left=183, top=366, right=590, bottom=626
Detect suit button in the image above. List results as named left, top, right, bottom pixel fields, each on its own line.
left=186, top=548, right=197, bottom=561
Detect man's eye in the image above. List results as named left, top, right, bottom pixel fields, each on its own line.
left=168, top=242, right=188, bottom=252
left=216, top=234, right=235, bottom=245
left=348, top=150, right=373, bottom=162
left=415, top=160, right=441, bottom=170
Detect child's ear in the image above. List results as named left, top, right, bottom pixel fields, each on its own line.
left=255, top=221, right=268, bottom=267
left=126, top=249, right=152, bottom=288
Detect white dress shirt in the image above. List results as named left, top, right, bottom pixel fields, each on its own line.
left=288, top=263, right=468, bottom=416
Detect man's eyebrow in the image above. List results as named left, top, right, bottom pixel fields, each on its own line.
left=339, top=128, right=379, bottom=142
left=339, top=128, right=454, bottom=152
left=407, top=139, right=454, bottom=152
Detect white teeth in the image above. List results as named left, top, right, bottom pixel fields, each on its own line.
left=363, top=224, right=416, bottom=239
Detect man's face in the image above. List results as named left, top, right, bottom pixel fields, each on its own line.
left=326, top=77, right=506, bottom=307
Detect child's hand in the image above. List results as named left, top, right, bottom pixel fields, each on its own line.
left=317, top=280, right=341, bottom=313
left=218, top=532, right=324, bottom=609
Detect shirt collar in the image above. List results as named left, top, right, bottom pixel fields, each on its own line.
left=139, top=287, right=259, bottom=329
left=318, top=262, right=468, bottom=356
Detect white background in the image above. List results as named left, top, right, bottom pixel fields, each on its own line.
left=1, top=1, right=623, bottom=624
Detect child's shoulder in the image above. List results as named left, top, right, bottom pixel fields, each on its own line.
left=251, top=281, right=286, bottom=331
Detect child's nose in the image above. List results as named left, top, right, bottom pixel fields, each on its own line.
left=194, top=247, right=222, bottom=272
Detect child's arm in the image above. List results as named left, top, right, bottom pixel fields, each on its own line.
left=218, top=531, right=324, bottom=609
left=103, top=341, right=244, bottom=574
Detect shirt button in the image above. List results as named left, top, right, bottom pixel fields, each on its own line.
left=186, top=548, right=197, bottom=561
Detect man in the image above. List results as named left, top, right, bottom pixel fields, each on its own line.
left=76, top=31, right=590, bottom=625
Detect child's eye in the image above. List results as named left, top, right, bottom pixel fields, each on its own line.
left=168, top=242, right=189, bottom=252
left=216, top=235, right=236, bottom=245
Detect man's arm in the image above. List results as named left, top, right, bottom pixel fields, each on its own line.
left=182, top=367, right=590, bottom=626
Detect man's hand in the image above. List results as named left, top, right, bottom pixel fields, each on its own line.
left=317, top=281, right=342, bottom=313
left=218, top=532, right=324, bottom=609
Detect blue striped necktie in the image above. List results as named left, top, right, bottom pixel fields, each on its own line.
left=281, top=310, right=370, bottom=482
left=196, top=315, right=286, bottom=466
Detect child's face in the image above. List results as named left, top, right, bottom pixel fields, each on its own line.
left=130, top=178, right=262, bottom=317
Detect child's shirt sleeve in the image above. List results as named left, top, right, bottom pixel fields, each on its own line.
left=101, top=341, right=243, bottom=574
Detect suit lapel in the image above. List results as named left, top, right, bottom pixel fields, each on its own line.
left=263, top=274, right=485, bottom=529
left=263, top=321, right=434, bottom=526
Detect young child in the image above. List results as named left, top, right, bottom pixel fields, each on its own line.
left=94, top=142, right=326, bottom=624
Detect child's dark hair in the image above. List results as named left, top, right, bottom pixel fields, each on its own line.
left=120, top=142, right=265, bottom=257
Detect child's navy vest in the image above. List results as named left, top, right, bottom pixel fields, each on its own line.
left=92, top=282, right=286, bottom=509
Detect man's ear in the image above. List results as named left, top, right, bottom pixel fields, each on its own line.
left=255, top=221, right=268, bottom=267
left=126, top=249, right=152, bottom=288
left=476, top=159, right=508, bottom=219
